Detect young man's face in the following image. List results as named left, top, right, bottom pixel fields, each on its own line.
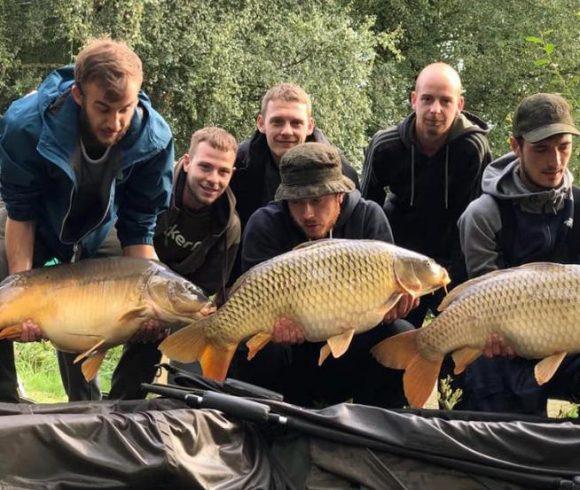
left=287, top=193, right=344, bottom=240
left=411, top=69, right=464, bottom=144
left=257, top=100, right=314, bottom=162
left=72, top=79, right=141, bottom=148
left=182, top=141, right=236, bottom=210
left=512, top=133, right=573, bottom=189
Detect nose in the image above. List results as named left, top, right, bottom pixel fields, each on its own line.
left=301, top=203, right=315, bottom=220
left=107, top=112, right=123, bottom=132
left=429, top=100, right=442, bottom=114
left=280, top=121, right=292, bottom=136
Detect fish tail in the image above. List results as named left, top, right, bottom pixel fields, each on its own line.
left=371, top=330, right=442, bottom=408
left=159, top=317, right=238, bottom=381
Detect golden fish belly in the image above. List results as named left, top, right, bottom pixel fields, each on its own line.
left=418, top=264, right=580, bottom=359
left=206, top=240, right=397, bottom=344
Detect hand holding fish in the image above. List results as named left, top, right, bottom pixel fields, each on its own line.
left=130, top=318, right=171, bottom=343
left=483, top=333, right=517, bottom=359
left=272, top=317, right=305, bottom=345
left=383, top=294, right=419, bottom=324
left=19, top=319, right=45, bottom=342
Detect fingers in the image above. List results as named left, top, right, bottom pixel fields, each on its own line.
left=272, top=317, right=305, bottom=344
left=383, top=295, right=419, bottom=323
left=20, top=319, right=43, bottom=342
left=483, top=333, right=517, bottom=358
left=132, top=319, right=170, bottom=343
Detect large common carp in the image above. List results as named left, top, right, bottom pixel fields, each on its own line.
left=0, top=257, right=210, bottom=380
left=159, top=239, right=450, bottom=381
left=372, top=262, right=580, bottom=408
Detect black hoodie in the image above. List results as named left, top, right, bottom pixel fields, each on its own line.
left=241, top=190, right=392, bottom=272
left=230, top=128, right=360, bottom=230
left=361, top=112, right=491, bottom=266
left=154, top=160, right=240, bottom=297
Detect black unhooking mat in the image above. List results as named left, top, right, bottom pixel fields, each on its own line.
left=0, top=372, right=579, bottom=489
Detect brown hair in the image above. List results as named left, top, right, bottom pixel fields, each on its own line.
left=260, top=83, right=312, bottom=116
left=188, top=127, right=238, bottom=157
left=74, top=37, right=143, bottom=102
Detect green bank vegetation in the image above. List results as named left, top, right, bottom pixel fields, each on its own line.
left=0, top=0, right=577, bottom=170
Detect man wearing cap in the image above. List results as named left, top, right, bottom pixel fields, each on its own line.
left=234, top=142, right=418, bottom=408
left=457, top=93, right=580, bottom=414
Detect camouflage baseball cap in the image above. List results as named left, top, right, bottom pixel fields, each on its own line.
left=275, top=142, right=355, bottom=201
left=513, top=93, right=579, bottom=143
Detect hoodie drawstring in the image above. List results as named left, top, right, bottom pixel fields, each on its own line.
left=410, top=145, right=415, bottom=207
left=445, top=145, right=449, bottom=210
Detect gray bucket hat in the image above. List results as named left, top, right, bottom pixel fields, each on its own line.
left=274, top=142, right=356, bottom=201
left=513, top=93, right=579, bottom=143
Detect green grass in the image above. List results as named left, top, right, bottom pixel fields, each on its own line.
left=15, top=342, right=122, bottom=403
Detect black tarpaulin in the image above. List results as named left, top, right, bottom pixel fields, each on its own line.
left=0, top=392, right=579, bottom=489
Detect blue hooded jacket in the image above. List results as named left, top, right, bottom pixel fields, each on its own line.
left=0, top=66, right=173, bottom=261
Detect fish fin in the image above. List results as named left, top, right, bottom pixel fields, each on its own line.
left=81, top=350, right=107, bottom=381
left=325, top=328, right=355, bottom=360
left=438, top=265, right=554, bottom=312
left=371, top=330, right=420, bottom=370
left=292, top=238, right=334, bottom=251
left=73, top=339, right=106, bottom=364
left=199, top=343, right=237, bottom=381
left=159, top=319, right=210, bottom=363
left=535, top=352, right=567, bottom=385
left=246, top=332, right=272, bottom=361
left=118, top=306, right=149, bottom=323
left=382, top=293, right=403, bottom=315
left=404, top=355, right=442, bottom=408
left=318, top=344, right=332, bottom=366
left=393, top=261, right=422, bottom=297
left=452, top=347, right=482, bottom=374
left=0, top=324, right=24, bottom=341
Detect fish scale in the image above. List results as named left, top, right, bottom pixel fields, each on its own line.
left=419, top=263, right=580, bottom=359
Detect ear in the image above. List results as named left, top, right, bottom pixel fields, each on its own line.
left=457, top=95, right=465, bottom=113
left=306, top=117, right=315, bottom=136
left=510, top=136, right=522, bottom=157
left=71, top=84, right=83, bottom=106
left=181, top=153, right=191, bottom=172
left=410, top=90, right=418, bottom=111
left=257, top=113, right=266, bottom=134
left=337, top=193, right=345, bottom=205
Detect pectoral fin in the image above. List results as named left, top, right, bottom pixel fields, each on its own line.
left=319, top=329, right=355, bottom=366
left=0, top=324, right=24, bottom=341
left=382, top=293, right=403, bottom=316
left=535, top=352, right=567, bottom=385
left=81, top=351, right=107, bottom=381
left=118, top=306, right=149, bottom=323
left=452, top=347, right=482, bottom=374
left=318, top=344, right=331, bottom=366
left=246, top=332, right=272, bottom=361
left=73, top=339, right=106, bottom=364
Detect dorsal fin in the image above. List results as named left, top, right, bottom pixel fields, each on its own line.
left=438, top=262, right=568, bottom=312
left=292, top=238, right=338, bottom=251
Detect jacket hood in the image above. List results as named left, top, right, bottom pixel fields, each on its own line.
left=398, top=110, right=490, bottom=148
left=482, top=152, right=573, bottom=213
left=243, top=126, right=330, bottom=169
left=397, top=111, right=490, bottom=209
left=37, top=66, right=172, bottom=177
left=334, top=189, right=361, bottom=229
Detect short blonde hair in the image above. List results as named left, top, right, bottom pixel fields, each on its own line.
left=188, top=127, right=238, bottom=157
left=74, top=37, right=143, bottom=102
left=260, top=83, right=312, bottom=116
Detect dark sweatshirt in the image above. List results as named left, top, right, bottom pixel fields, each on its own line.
left=361, top=111, right=491, bottom=267
left=154, top=160, right=240, bottom=296
left=231, top=127, right=360, bottom=230
left=241, top=190, right=392, bottom=272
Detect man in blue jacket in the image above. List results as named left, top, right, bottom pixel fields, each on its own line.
left=0, top=38, right=174, bottom=402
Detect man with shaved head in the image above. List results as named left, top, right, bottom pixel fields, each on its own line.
left=362, top=62, right=492, bottom=328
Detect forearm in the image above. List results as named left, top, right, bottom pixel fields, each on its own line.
left=123, top=244, right=158, bottom=260
left=5, top=217, right=35, bottom=274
